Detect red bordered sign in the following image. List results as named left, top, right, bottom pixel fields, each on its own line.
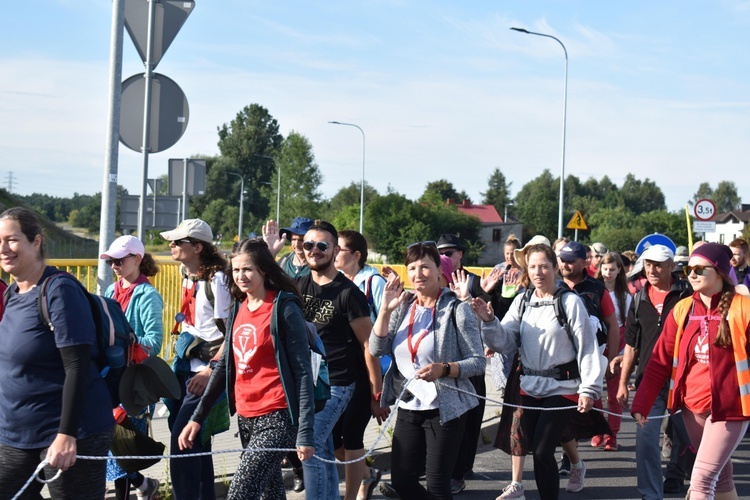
left=693, top=199, right=716, bottom=221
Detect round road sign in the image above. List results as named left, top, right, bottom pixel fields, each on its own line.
left=693, top=199, right=716, bottom=221
left=635, top=233, right=677, bottom=256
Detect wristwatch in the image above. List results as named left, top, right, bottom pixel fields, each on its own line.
left=208, top=359, right=219, bottom=370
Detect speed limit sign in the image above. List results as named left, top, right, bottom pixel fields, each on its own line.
left=694, top=198, right=716, bottom=221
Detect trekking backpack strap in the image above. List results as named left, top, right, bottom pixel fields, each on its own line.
left=552, top=287, right=577, bottom=351
left=38, top=272, right=69, bottom=331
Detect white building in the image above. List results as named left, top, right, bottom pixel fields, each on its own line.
left=704, top=203, right=750, bottom=244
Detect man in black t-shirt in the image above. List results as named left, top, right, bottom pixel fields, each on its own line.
left=295, top=220, right=373, bottom=500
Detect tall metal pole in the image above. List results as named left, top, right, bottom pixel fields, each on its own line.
left=329, top=121, right=366, bottom=233
left=97, top=0, right=125, bottom=294
left=227, top=172, right=244, bottom=239
left=511, top=27, right=568, bottom=239
left=137, top=0, right=157, bottom=240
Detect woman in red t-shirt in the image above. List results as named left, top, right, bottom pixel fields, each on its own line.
left=179, top=238, right=316, bottom=499
left=632, top=243, right=750, bottom=500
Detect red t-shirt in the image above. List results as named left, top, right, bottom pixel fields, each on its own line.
left=683, top=300, right=718, bottom=413
left=232, top=290, right=288, bottom=418
left=647, top=286, right=670, bottom=316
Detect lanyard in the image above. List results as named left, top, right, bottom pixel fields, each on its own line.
left=407, top=290, right=441, bottom=367
left=172, top=278, right=197, bottom=334
left=688, top=301, right=722, bottom=340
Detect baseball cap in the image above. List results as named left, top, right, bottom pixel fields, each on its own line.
left=640, top=244, right=674, bottom=263
left=308, top=219, right=338, bottom=240
left=280, top=217, right=314, bottom=238
left=160, top=219, right=214, bottom=244
left=513, top=235, right=552, bottom=268
left=100, top=235, right=145, bottom=260
left=558, top=241, right=587, bottom=262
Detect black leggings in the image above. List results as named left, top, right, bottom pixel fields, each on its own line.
left=114, top=473, right=145, bottom=500
left=520, top=395, right=577, bottom=500
left=391, top=408, right=466, bottom=500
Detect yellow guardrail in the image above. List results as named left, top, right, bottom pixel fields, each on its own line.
left=1, top=260, right=495, bottom=359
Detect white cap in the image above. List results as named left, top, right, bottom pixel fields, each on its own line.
left=160, top=219, right=213, bottom=243
left=100, top=235, right=145, bottom=260
left=641, top=244, right=674, bottom=263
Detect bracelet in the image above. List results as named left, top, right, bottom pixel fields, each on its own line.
left=372, top=392, right=382, bottom=402
left=442, top=362, right=451, bottom=378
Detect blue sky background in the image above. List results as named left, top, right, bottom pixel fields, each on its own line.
left=2, top=1, right=750, bottom=213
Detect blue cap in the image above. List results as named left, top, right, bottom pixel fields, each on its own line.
left=558, top=241, right=587, bottom=262
left=280, top=217, right=314, bottom=238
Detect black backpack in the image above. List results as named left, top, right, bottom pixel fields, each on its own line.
left=6, top=272, right=137, bottom=408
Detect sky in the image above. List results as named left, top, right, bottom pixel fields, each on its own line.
left=2, top=0, right=750, bottom=215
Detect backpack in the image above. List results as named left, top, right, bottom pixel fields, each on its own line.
left=518, top=286, right=577, bottom=349
left=630, top=277, right=691, bottom=351
left=6, top=272, right=138, bottom=408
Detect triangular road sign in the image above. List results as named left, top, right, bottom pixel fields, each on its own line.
left=566, top=210, right=588, bottom=231
left=124, top=0, right=195, bottom=69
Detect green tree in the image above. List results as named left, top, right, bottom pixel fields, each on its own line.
left=713, top=181, right=740, bottom=213
left=260, top=131, right=324, bottom=226
left=514, top=169, right=558, bottom=240
left=620, top=174, right=665, bottom=215
left=324, top=181, right=380, bottom=221
left=418, top=179, right=469, bottom=205
left=480, top=168, right=513, bottom=219
left=216, top=104, right=284, bottom=230
left=692, top=182, right=713, bottom=204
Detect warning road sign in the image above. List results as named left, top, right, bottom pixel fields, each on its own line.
left=566, top=210, right=588, bottom=231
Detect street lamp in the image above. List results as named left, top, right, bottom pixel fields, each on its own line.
left=329, top=121, right=366, bottom=233
left=254, top=154, right=280, bottom=222
left=227, top=172, right=244, bottom=239
left=511, top=27, right=568, bottom=239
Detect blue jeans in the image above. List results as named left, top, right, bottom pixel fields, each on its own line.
left=636, top=393, right=667, bottom=500
left=302, top=382, right=355, bottom=500
left=169, top=372, right=216, bottom=500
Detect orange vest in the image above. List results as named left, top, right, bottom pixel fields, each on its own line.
left=667, top=294, right=750, bottom=416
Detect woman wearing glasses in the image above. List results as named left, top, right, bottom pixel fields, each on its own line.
left=100, top=235, right=164, bottom=499
left=632, top=243, right=750, bottom=500
left=370, top=241, right=486, bottom=499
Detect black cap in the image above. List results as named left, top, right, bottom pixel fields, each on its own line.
left=436, top=234, right=464, bottom=251
left=308, top=219, right=338, bottom=240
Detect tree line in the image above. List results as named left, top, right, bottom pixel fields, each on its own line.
left=20, top=103, right=745, bottom=263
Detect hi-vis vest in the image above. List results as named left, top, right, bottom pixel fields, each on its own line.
left=667, top=294, right=750, bottom=416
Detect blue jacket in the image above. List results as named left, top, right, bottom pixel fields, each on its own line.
left=192, top=291, right=315, bottom=447
left=105, top=281, right=164, bottom=356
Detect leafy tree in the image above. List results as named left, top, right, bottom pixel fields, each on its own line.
left=261, top=131, right=324, bottom=226
left=480, top=168, right=513, bottom=219
left=200, top=199, right=240, bottom=239
left=418, top=179, right=469, bottom=205
left=216, top=104, right=284, bottom=230
left=692, top=182, right=713, bottom=204
left=620, top=174, right=666, bottom=215
left=513, top=169, right=558, bottom=240
left=324, top=181, right=380, bottom=220
left=713, top=181, right=740, bottom=213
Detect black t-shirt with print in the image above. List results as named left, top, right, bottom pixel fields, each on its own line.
left=297, top=273, right=371, bottom=386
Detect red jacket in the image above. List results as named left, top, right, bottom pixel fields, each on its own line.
left=631, top=292, right=750, bottom=422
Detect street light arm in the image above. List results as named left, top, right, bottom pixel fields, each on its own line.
left=510, top=27, right=568, bottom=61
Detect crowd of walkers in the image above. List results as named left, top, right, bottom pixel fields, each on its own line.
left=0, top=205, right=750, bottom=500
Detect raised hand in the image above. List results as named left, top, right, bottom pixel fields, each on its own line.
left=381, top=272, right=407, bottom=313
left=261, top=220, right=287, bottom=256
left=471, top=297, right=495, bottom=322
left=451, top=268, right=471, bottom=301
left=481, top=266, right=504, bottom=293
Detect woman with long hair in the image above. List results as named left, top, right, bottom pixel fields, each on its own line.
left=0, top=207, right=114, bottom=498
left=101, top=235, right=164, bottom=499
left=179, top=238, right=315, bottom=499
left=591, top=252, right=632, bottom=451
left=484, top=244, right=602, bottom=500
left=632, top=243, right=750, bottom=500
left=370, top=241, right=485, bottom=499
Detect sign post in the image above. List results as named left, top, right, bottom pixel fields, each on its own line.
left=693, top=198, right=717, bottom=239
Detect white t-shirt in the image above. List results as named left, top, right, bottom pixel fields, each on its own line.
left=183, top=271, right=231, bottom=372
left=393, top=304, right=438, bottom=410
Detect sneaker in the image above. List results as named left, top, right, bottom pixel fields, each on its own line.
left=136, top=478, right=160, bottom=500
left=379, top=482, right=399, bottom=498
left=451, top=479, right=466, bottom=495
left=590, top=434, right=606, bottom=448
left=661, top=434, right=672, bottom=459
left=604, top=435, right=618, bottom=451
left=558, top=454, right=571, bottom=475
left=497, top=482, right=526, bottom=499
left=565, top=461, right=586, bottom=493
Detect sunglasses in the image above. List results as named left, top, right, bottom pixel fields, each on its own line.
left=171, top=239, right=193, bottom=246
left=106, top=255, right=134, bottom=267
left=684, top=265, right=714, bottom=276
left=303, top=240, right=330, bottom=252
left=407, top=240, right=437, bottom=250
left=440, top=250, right=456, bottom=257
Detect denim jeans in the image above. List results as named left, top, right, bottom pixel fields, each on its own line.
left=169, top=372, right=216, bottom=500
left=302, top=382, right=355, bottom=500
left=636, top=393, right=667, bottom=500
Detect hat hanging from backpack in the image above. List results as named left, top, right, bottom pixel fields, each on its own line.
left=119, top=356, right=181, bottom=415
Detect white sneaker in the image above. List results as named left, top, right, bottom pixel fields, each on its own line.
left=565, top=461, right=586, bottom=493
left=136, top=478, right=160, bottom=499
left=497, top=482, right=526, bottom=499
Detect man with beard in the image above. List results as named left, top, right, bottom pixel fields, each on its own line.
left=295, top=220, right=375, bottom=500
left=555, top=241, right=619, bottom=492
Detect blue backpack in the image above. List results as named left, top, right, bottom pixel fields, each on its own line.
left=35, top=272, right=137, bottom=408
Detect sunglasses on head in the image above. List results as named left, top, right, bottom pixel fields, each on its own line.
left=171, top=239, right=193, bottom=246
left=684, top=264, right=714, bottom=276
left=106, top=255, right=134, bottom=267
left=303, top=240, right=330, bottom=252
left=407, top=240, right=437, bottom=250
